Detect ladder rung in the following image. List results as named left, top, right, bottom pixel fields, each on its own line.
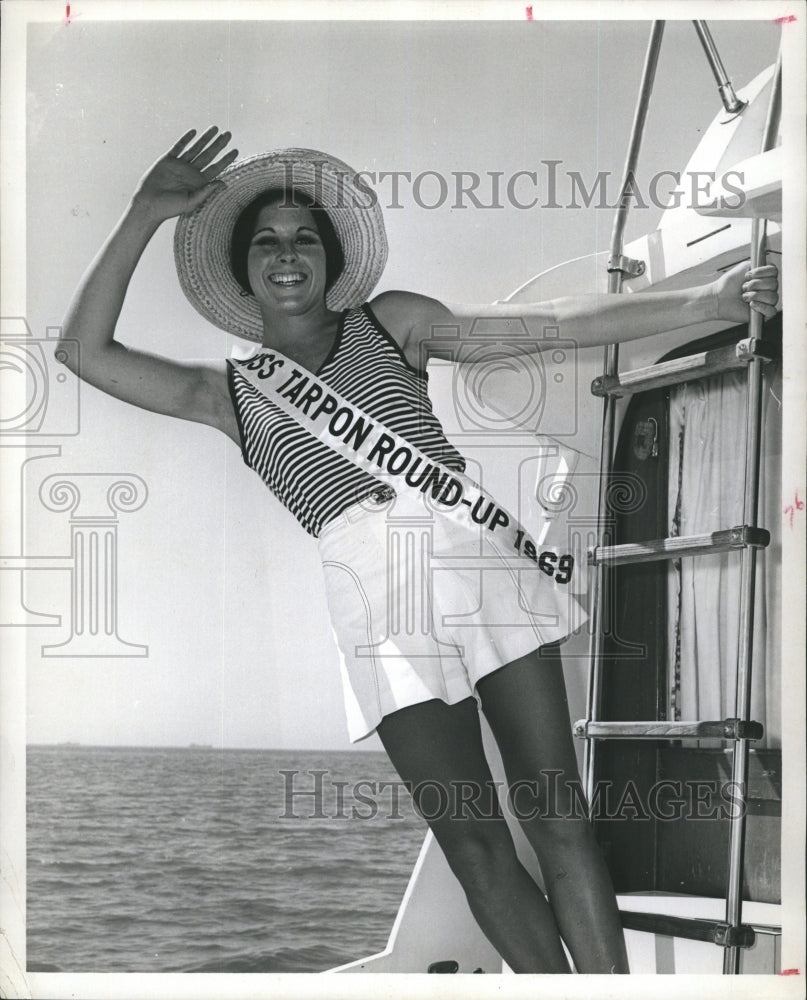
left=620, top=910, right=756, bottom=948
left=589, top=526, right=769, bottom=566
left=573, top=718, right=764, bottom=741
left=591, top=339, right=773, bottom=398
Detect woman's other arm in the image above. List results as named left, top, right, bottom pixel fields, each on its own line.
left=372, top=262, right=779, bottom=369
left=57, top=128, right=239, bottom=436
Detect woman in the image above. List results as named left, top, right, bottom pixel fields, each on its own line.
left=59, top=127, right=779, bottom=974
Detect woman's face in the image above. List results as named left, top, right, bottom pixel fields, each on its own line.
left=246, top=202, right=329, bottom=315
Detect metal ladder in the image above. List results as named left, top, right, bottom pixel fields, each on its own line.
left=575, top=22, right=782, bottom=975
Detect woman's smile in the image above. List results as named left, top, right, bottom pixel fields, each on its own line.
left=268, top=271, right=307, bottom=286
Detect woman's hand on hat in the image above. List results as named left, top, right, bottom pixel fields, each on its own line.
left=131, top=127, right=239, bottom=223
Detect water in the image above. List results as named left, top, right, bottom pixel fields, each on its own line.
left=27, top=746, right=427, bottom=972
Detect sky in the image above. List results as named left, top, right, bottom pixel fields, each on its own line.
left=6, top=4, right=790, bottom=751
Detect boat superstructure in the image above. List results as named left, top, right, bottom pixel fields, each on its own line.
left=331, top=20, right=786, bottom=977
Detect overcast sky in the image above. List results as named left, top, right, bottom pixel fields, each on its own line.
left=14, top=7, right=785, bottom=750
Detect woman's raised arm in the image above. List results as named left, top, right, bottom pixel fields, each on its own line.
left=57, top=128, right=240, bottom=435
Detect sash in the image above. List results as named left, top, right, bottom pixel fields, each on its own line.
left=231, top=347, right=585, bottom=596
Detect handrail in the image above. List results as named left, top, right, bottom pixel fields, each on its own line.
left=693, top=21, right=748, bottom=115
left=607, top=21, right=666, bottom=288
left=723, top=47, right=782, bottom=977
left=584, top=20, right=665, bottom=803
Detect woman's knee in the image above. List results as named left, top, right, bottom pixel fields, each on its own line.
left=503, top=764, right=586, bottom=823
left=505, top=774, right=600, bottom=856
left=433, top=821, right=522, bottom=898
left=514, top=806, right=602, bottom=885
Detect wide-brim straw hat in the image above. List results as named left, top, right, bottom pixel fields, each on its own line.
left=174, top=148, right=388, bottom=341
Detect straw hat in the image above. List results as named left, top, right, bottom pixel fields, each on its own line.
left=174, top=149, right=388, bottom=341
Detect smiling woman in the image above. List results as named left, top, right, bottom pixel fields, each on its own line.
left=55, top=125, right=777, bottom=975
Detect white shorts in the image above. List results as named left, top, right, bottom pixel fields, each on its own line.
left=318, top=489, right=587, bottom=742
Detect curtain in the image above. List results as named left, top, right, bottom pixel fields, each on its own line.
left=666, top=360, right=782, bottom=747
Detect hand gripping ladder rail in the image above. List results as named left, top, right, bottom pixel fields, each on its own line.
left=574, top=22, right=782, bottom=975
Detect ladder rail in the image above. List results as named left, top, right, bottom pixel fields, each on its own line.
left=585, top=18, right=665, bottom=805
left=723, top=49, right=782, bottom=976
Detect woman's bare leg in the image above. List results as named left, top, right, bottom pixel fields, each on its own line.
left=477, top=643, right=629, bottom=974
left=376, top=697, right=572, bottom=973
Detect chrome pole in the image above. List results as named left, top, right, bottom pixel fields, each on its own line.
left=585, top=21, right=665, bottom=802
left=722, top=52, right=781, bottom=976
left=693, top=21, right=748, bottom=115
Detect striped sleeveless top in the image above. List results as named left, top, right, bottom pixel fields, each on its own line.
left=227, top=304, right=466, bottom=537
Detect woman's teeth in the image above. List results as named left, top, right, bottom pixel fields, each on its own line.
left=269, top=273, right=306, bottom=286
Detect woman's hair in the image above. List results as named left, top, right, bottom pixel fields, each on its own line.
left=230, top=188, right=345, bottom=296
